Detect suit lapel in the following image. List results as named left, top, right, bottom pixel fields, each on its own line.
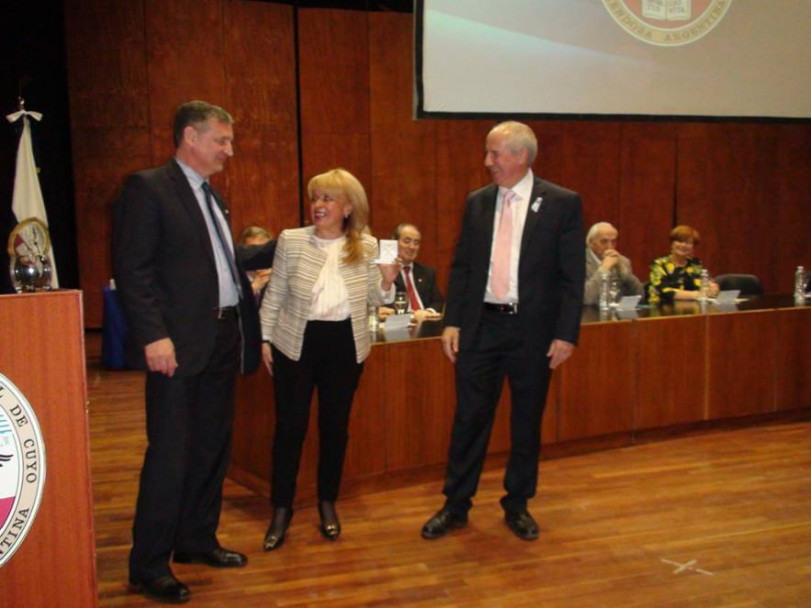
left=520, top=177, right=547, bottom=258
left=476, top=185, right=499, bottom=269
left=168, top=159, right=217, bottom=268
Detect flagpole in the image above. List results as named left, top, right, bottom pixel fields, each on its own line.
left=6, top=100, right=59, bottom=288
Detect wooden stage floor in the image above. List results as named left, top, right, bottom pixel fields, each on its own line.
left=87, top=334, right=811, bottom=607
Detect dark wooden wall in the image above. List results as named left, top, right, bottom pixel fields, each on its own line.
left=64, top=1, right=811, bottom=327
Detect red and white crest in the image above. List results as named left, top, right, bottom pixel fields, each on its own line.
left=602, top=0, right=733, bottom=46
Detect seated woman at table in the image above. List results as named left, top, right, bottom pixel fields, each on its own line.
left=647, top=225, right=719, bottom=305
left=259, top=168, right=400, bottom=551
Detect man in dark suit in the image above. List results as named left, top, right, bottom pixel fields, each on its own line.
left=113, top=100, right=260, bottom=604
left=422, top=121, right=584, bottom=541
left=379, top=223, right=444, bottom=322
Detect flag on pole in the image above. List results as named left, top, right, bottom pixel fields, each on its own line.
left=5, top=108, right=58, bottom=287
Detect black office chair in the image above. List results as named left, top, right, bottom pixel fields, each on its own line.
left=714, top=273, right=764, bottom=296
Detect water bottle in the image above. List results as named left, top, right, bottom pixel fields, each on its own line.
left=795, top=266, right=806, bottom=303
left=599, top=270, right=610, bottom=311
left=699, top=269, right=710, bottom=301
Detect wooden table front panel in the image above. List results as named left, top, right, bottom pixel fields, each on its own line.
left=707, top=310, right=777, bottom=419
left=774, top=307, right=811, bottom=410
left=636, top=315, right=706, bottom=429
left=558, top=321, right=636, bottom=441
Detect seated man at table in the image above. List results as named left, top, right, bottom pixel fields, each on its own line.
left=379, top=223, right=444, bottom=322
left=583, top=221, right=643, bottom=305
left=236, top=226, right=276, bottom=299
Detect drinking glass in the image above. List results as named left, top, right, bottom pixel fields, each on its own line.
left=393, top=291, right=408, bottom=315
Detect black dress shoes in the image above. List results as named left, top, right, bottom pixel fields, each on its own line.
left=318, top=500, right=341, bottom=540
left=504, top=509, right=540, bottom=540
left=421, top=507, right=468, bottom=539
left=263, top=506, right=293, bottom=551
left=173, top=547, right=248, bottom=567
left=129, top=573, right=190, bottom=604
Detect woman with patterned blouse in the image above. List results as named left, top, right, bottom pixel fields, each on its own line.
left=647, top=225, right=719, bottom=305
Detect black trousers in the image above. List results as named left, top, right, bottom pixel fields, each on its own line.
left=442, top=308, right=552, bottom=514
left=270, top=320, right=363, bottom=508
left=129, top=315, right=240, bottom=580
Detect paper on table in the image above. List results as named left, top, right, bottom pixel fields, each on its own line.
left=383, top=313, right=411, bottom=331
left=617, top=295, right=641, bottom=311
left=712, top=290, right=740, bottom=304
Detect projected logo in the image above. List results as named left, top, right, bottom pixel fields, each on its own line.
left=603, top=0, right=732, bottom=47
left=0, top=373, right=46, bottom=568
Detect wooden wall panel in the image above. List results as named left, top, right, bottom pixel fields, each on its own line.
left=677, top=124, right=780, bottom=291
left=224, top=1, right=299, bottom=239
left=636, top=316, right=706, bottom=429
left=298, top=9, right=371, bottom=196
left=145, top=0, right=227, bottom=169
left=774, top=125, right=811, bottom=293
left=619, top=123, right=678, bottom=282
left=369, top=13, right=438, bottom=261
left=707, top=311, right=776, bottom=419
left=554, top=122, right=623, bottom=232
left=64, top=0, right=149, bottom=327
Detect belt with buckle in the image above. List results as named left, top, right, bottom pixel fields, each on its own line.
left=215, top=306, right=237, bottom=320
left=484, top=302, right=518, bottom=315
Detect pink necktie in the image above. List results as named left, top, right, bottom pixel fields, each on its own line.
left=491, top=190, right=514, bottom=300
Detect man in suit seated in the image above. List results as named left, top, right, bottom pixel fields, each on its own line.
left=583, top=221, right=643, bottom=305
left=236, top=226, right=276, bottom=299
left=379, top=223, right=444, bottom=322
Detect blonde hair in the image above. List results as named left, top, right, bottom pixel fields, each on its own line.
left=307, top=168, right=369, bottom=265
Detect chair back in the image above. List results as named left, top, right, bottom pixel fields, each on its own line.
left=714, top=273, right=764, bottom=296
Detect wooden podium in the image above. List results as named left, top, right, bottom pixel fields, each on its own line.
left=0, top=291, right=97, bottom=606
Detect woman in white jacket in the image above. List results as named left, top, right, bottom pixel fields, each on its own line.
left=260, top=168, right=398, bottom=551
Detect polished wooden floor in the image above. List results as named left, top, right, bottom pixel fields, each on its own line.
left=87, top=334, right=811, bottom=607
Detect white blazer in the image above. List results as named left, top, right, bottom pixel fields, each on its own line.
left=260, top=226, right=386, bottom=363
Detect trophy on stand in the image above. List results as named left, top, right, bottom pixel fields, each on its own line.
left=7, top=217, right=53, bottom=292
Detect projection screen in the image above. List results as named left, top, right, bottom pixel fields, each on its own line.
left=415, top=0, right=811, bottom=120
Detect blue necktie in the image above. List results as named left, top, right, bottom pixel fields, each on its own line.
left=202, top=182, right=241, bottom=295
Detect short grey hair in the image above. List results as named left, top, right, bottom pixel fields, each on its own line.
left=489, top=121, right=538, bottom=164
left=586, top=221, right=617, bottom=245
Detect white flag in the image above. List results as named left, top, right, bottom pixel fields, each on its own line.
left=6, top=109, right=59, bottom=287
